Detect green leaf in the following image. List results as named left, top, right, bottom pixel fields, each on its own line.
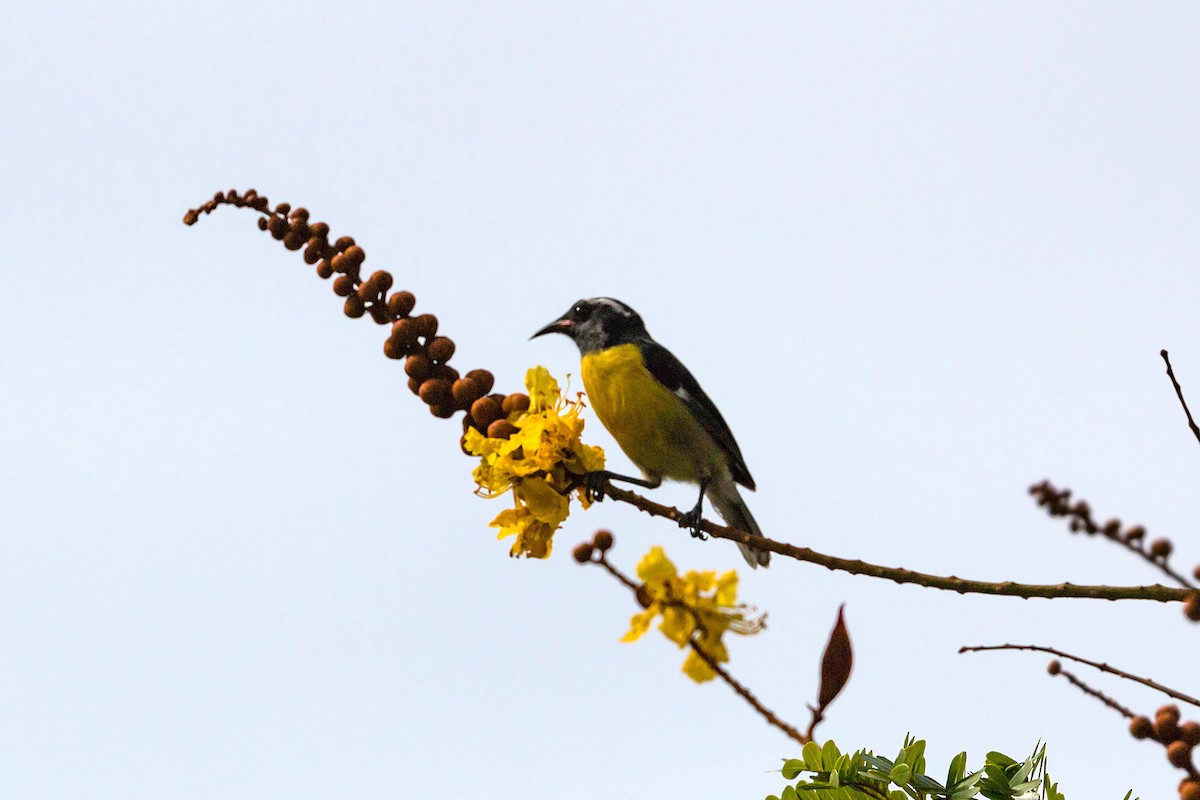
left=946, top=752, right=967, bottom=786
left=821, top=740, right=842, bottom=770
left=781, top=785, right=799, bottom=800
left=783, top=759, right=806, bottom=781
left=803, top=741, right=824, bottom=771
left=889, top=763, right=912, bottom=784
left=903, top=739, right=926, bottom=770
left=985, top=751, right=1017, bottom=769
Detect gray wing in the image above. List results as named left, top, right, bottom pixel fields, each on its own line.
left=638, top=338, right=756, bottom=490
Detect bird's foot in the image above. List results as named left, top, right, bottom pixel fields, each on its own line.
left=583, top=471, right=609, bottom=504
left=678, top=505, right=707, bottom=540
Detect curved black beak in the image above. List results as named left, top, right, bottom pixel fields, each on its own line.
left=531, top=316, right=572, bottom=340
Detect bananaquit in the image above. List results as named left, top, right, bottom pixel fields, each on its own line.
left=533, top=297, right=769, bottom=568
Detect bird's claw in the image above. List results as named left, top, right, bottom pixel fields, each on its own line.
left=678, top=507, right=707, bottom=540
left=584, top=471, right=608, bottom=504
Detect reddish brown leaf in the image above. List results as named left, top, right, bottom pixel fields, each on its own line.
left=817, top=604, right=853, bottom=709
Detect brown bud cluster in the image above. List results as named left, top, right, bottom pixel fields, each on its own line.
left=1128, top=704, right=1200, bottom=789
left=573, top=530, right=617, bottom=566
left=184, top=189, right=508, bottom=432
left=572, top=542, right=595, bottom=563
left=1029, top=480, right=1199, bottom=617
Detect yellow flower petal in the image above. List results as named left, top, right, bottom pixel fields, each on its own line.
left=715, top=571, right=739, bottom=607
left=682, top=650, right=718, bottom=683
left=659, top=605, right=695, bottom=647
left=621, top=607, right=658, bottom=642
left=636, top=546, right=678, bottom=584
left=518, top=476, right=569, bottom=526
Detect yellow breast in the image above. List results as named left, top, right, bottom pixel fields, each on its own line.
left=580, top=344, right=724, bottom=483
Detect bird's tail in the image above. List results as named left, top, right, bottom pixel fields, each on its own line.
left=706, top=478, right=770, bottom=569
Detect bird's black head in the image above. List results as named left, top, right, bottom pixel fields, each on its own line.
left=531, top=297, right=648, bottom=354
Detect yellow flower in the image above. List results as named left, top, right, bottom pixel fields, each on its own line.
left=467, top=366, right=605, bottom=558
left=621, top=546, right=765, bottom=682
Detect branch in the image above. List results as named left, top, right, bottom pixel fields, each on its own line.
left=960, top=644, right=1200, bottom=709
left=1162, top=349, right=1200, bottom=447
left=1028, top=480, right=1194, bottom=589
left=601, top=483, right=1191, bottom=603
left=1048, top=661, right=1135, bottom=719
left=685, top=639, right=811, bottom=746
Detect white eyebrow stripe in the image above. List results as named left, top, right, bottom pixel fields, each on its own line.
left=591, top=297, right=635, bottom=317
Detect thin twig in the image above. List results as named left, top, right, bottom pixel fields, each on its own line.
left=959, top=644, right=1200, bottom=709
left=686, top=641, right=810, bottom=745
left=1054, top=665, right=1135, bottom=719
left=1162, top=349, right=1200, bottom=447
left=600, top=484, right=1190, bottom=603
left=1028, top=480, right=1194, bottom=589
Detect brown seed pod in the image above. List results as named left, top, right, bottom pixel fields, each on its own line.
left=1151, top=538, right=1174, bottom=559
left=1046, top=660, right=1061, bottom=676
left=572, top=543, right=594, bottom=563
left=343, top=295, right=366, bottom=319
left=268, top=216, right=288, bottom=240
left=428, top=337, right=456, bottom=363
left=334, top=236, right=355, bottom=252
left=256, top=216, right=268, bottom=231
left=316, top=260, right=334, bottom=280
left=1167, top=740, right=1193, bottom=768
left=470, top=397, right=504, bottom=429
left=413, top=313, right=438, bottom=339
left=368, top=304, right=392, bottom=325
left=288, top=207, right=309, bottom=223
left=342, top=245, right=365, bottom=266
left=1185, top=591, right=1200, bottom=623
left=593, top=530, right=614, bottom=552
left=452, top=378, right=484, bottom=408
left=419, top=379, right=454, bottom=407
left=1101, top=518, right=1121, bottom=537
left=465, top=369, right=494, bottom=395
left=430, top=365, right=460, bottom=384
left=274, top=202, right=291, bottom=215
left=1181, top=722, right=1200, bottom=746
left=407, top=377, right=422, bottom=395
left=487, top=419, right=519, bottom=440
left=502, top=393, right=531, bottom=416
left=303, top=238, right=325, bottom=265
left=1124, top=524, right=1146, bottom=542
left=429, top=404, right=455, bottom=419
left=635, top=585, right=653, bottom=609
left=1182, top=780, right=1200, bottom=800
left=309, top=222, right=330, bottom=237
left=388, top=290, right=416, bottom=318
left=371, top=270, right=393, bottom=294
left=282, top=230, right=306, bottom=251
left=1156, top=716, right=1183, bottom=744
left=1129, top=715, right=1155, bottom=740
left=405, top=354, right=433, bottom=383
left=1160, top=705, right=1183, bottom=724
left=391, top=318, right=419, bottom=349
left=383, top=337, right=407, bottom=360
left=332, top=275, right=356, bottom=297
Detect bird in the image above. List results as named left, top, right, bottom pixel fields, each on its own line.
left=532, top=297, right=769, bottom=568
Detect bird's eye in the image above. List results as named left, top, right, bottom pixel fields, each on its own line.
left=571, top=303, right=591, bottom=321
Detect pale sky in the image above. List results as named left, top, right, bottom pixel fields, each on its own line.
left=4, top=3, right=1199, bottom=798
